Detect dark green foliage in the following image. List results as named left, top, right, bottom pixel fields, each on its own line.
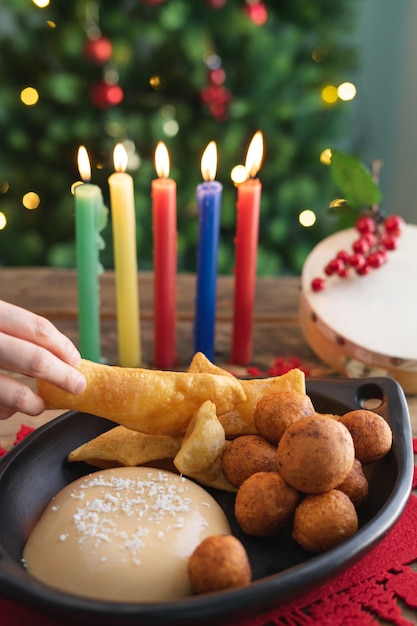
left=0, top=0, right=361, bottom=274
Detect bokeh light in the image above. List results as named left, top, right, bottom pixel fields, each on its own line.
left=22, top=192, right=41, bottom=210
left=321, top=85, right=338, bottom=104
left=21, top=87, right=39, bottom=106
left=231, top=165, right=248, bottom=185
left=338, top=81, right=357, bottom=101
left=299, top=209, right=317, bottom=227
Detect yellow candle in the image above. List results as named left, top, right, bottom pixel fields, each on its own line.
left=108, top=144, right=141, bottom=367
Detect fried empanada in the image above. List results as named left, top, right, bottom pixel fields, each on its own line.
left=68, top=425, right=182, bottom=469
left=37, top=359, right=246, bottom=437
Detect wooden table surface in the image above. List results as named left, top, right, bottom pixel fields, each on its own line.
left=0, top=267, right=416, bottom=449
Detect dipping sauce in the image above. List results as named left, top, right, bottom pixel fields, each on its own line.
left=23, top=467, right=231, bottom=602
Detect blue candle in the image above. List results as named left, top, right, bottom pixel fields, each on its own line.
left=194, top=142, right=223, bottom=361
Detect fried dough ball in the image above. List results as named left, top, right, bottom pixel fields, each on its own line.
left=338, top=409, right=392, bottom=464
left=188, top=535, right=251, bottom=594
left=235, top=471, right=299, bottom=537
left=221, top=434, right=279, bottom=487
left=277, top=415, right=355, bottom=494
left=337, top=458, right=369, bottom=508
left=253, top=391, right=315, bottom=445
left=292, top=489, right=358, bottom=553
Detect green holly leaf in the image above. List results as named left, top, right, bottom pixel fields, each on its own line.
left=329, top=149, right=382, bottom=209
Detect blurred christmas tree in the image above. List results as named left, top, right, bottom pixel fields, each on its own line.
left=0, top=0, right=361, bottom=274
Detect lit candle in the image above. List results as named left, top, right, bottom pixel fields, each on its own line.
left=231, top=131, right=264, bottom=365
left=194, top=141, right=223, bottom=361
left=151, top=142, right=177, bottom=369
left=108, top=144, right=141, bottom=367
left=74, top=146, right=104, bottom=362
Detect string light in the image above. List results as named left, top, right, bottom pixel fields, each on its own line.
left=163, top=119, right=179, bottom=137
left=320, top=149, right=332, bottom=165
left=231, top=165, right=248, bottom=186
left=21, top=87, right=39, bottom=106
left=321, top=85, right=338, bottom=105
left=22, top=192, right=41, bottom=210
left=338, top=81, right=356, bottom=101
left=32, top=0, right=50, bottom=7
left=299, top=209, right=316, bottom=227
left=0, top=213, right=6, bottom=230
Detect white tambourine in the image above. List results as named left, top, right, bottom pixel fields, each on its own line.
left=300, top=223, right=417, bottom=392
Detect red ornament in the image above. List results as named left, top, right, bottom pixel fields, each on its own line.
left=245, top=1, right=268, bottom=25
left=84, top=37, right=113, bottom=64
left=90, top=81, right=124, bottom=108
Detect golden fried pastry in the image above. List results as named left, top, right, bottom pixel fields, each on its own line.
left=277, top=415, right=355, bottom=493
left=188, top=535, right=251, bottom=594
left=37, top=359, right=246, bottom=437
left=221, top=434, right=279, bottom=488
left=292, top=489, right=358, bottom=553
left=336, top=458, right=369, bottom=508
left=234, top=471, right=299, bottom=537
left=173, top=400, right=236, bottom=492
left=189, top=353, right=307, bottom=436
left=338, top=409, right=392, bottom=464
left=253, top=390, right=315, bottom=444
left=68, top=425, right=182, bottom=468
left=218, top=369, right=306, bottom=436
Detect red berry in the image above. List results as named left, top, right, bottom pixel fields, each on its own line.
left=325, top=258, right=344, bottom=275
left=367, top=251, right=385, bottom=268
left=352, top=238, right=370, bottom=254
left=384, top=214, right=404, bottom=236
left=336, top=250, right=350, bottom=262
left=348, top=253, right=366, bottom=270
left=381, top=234, right=399, bottom=251
left=362, top=232, right=377, bottom=247
left=355, top=215, right=377, bottom=235
left=356, top=263, right=372, bottom=276
left=338, top=267, right=350, bottom=278
left=311, top=277, right=326, bottom=291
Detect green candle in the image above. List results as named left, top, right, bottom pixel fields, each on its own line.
left=75, top=146, right=106, bottom=362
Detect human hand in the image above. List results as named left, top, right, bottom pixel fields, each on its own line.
left=0, top=300, right=87, bottom=419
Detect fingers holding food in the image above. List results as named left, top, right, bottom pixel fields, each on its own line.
left=37, top=359, right=246, bottom=437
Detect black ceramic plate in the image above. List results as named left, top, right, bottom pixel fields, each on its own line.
left=0, top=377, right=413, bottom=626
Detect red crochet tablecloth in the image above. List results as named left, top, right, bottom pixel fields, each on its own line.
left=1, top=427, right=417, bottom=626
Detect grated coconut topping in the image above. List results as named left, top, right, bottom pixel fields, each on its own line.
left=50, top=471, right=211, bottom=566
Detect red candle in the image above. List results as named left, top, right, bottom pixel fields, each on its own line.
left=231, top=131, right=264, bottom=365
left=151, top=142, right=177, bottom=369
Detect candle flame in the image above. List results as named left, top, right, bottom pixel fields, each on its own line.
left=155, top=142, right=170, bottom=178
left=201, top=141, right=217, bottom=182
left=77, top=145, right=91, bottom=182
left=244, top=131, right=263, bottom=178
left=113, top=143, right=128, bottom=173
